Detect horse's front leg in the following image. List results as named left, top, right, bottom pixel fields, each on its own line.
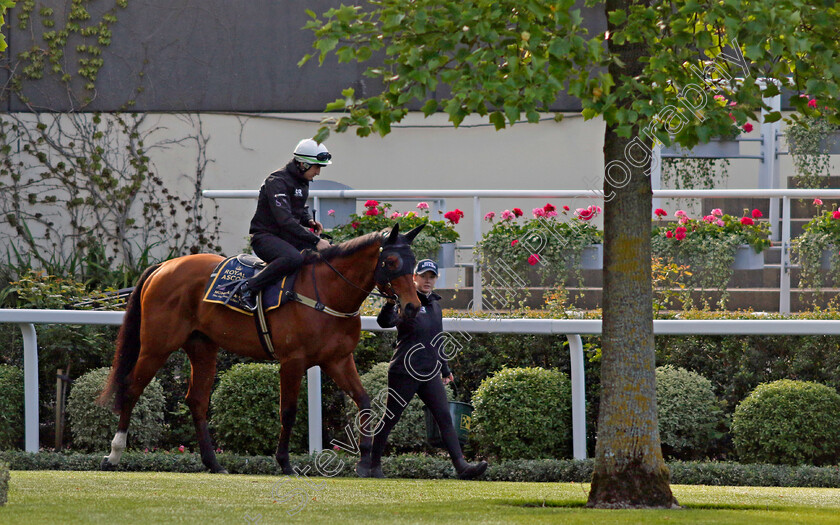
left=323, top=356, right=373, bottom=475
left=276, top=361, right=306, bottom=475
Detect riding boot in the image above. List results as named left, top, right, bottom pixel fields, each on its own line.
left=238, top=256, right=301, bottom=311
left=238, top=282, right=258, bottom=312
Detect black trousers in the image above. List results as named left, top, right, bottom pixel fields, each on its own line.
left=248, top=233, right=305, bottom=291
left=370, top=369, right=464, bottom=468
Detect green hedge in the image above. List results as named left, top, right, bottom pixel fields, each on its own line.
left=3, top=451, right=840, bottom=487
left=210, top=363, right=309, bottom=455
left=0, top=365, right=24, bottom=450
left=0, top=460, right=8, bottom=506
left=67, top=367, right=166, bottom=452
left=732, top=380, right=840, bottom=466
left=656, top=365, right=723, bottom=459
left=473, top=367, right=572, bottom=460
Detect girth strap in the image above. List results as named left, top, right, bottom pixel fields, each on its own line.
left=253, top=290, right=278, bottom=361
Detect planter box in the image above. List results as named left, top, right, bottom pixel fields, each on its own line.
left=820, top=132, right=840, bottom=154
left=436, top=242, right=456, bottom=268
left=732, top=245, right=764, bottom=270
left=820, top=246, right=838, bottom=270
left=580, top=244, right=603, bottom=270
left=661, top=138, right=740, bottom=159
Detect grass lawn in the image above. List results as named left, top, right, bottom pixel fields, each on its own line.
left=3, top=471, right=840, bottom=524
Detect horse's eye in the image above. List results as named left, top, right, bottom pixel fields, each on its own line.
left=387, top=254, right=402, bottom=269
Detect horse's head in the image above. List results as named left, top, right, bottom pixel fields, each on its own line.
left=375, top=223, right=425, bottom=319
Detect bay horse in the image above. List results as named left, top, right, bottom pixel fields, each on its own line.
left=96, top=224, right=424, bottom=474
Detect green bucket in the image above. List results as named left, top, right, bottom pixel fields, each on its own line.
left=424, top=400, right=473, bottom=447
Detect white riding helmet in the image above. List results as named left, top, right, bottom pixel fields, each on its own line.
left=293, top=138, right=332, bottom=166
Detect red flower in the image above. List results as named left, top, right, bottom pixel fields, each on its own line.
left=808, top=98, right=818, bottom=108
left=833, top=210, right=840, bottom=220
left=351, top=221, right=360, bottom=229
left=512, top=208, right=524, bottom=217
left=364, top=200, right=379, bottom=208
left=666, top=230, right=673, bottom=238
left=444, top=210, right=461, bottom=224
left=365, top=208, right=379, bottom=216
left=528, top=253, right=540, bottom=265
left=563, top=205, right=570, bottom=211
left=178, top=445, right=185, bottom=453
left=511, top=239, right=519, bottom=246
left=654, top=208, right=667, bottom=218
left=740, top=217, right=754, bottom=226
left=742, top=123, right=753, bottom=133
left=751, top=209, right=763, bottom=219
left=675, top=226, right=687, bottom=241
left=454, top=208, right=465, bottom=218
left=543, top=203, right=556, bottom=213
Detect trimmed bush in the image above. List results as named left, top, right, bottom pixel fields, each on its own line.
left=472, top=367, right=572, bottom=460
left=656, top=365, right=722, bottom=459
left=210, top=363, right=308, bottom=455
left=0, top=460, right=8, bottom=506
left=344, top=362, right=452, bottom=453
left=732, top=379, right=840, bottom=466
left=67, top=367, right=166, bottom=452
left=0, top=365, right=24, bottom=450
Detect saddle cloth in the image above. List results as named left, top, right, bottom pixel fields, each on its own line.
left=202, top=254, right=298, bottom=315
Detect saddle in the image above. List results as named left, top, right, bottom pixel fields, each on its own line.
left=202, top=254, right=298, bottom=315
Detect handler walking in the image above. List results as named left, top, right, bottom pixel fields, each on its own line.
left=358, top=259, right=488, bottom=480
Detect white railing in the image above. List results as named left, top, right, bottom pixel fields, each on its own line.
left=204, top=188, right=840, bottom=314
left=5, top=309, right=840, bottom=461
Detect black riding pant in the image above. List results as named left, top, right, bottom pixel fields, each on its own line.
left=370, top=369, right=464, bottom=468
left=247, top=233, right=305, bottom=291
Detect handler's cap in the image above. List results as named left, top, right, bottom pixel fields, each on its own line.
left=414, top=259, right=439, bottom=276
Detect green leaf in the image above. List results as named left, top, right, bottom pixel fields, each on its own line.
left=421, top=99, right=438, bottom=117
left=608, top=9, right=626, bottom=25
left=313, top=127, right=330, bottom=144
left=489, top=111, right=506, bottom=130
left=763, top=111, right=782, bottom=123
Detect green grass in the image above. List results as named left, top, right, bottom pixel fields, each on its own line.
left=3, top=471, right=840, bottom=524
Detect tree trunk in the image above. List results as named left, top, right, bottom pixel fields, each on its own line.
left=587, top=0, right=678, bottom=509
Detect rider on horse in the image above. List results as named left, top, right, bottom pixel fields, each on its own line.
left=237, top=138, right=333, bottom=311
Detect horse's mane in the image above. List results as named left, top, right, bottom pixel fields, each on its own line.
left=302, top=231, right=383, bottom=264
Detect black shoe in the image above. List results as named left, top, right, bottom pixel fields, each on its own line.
left=239, top=283, right=258, bottom=312
left=456, top=460, right=488, bottom=480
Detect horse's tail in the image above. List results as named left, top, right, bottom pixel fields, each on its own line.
left=97, top=263, right=161, bottom=413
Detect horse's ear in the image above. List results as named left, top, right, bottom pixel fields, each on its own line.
left=404, top=224, right=425, bottom=244
left=385, top=223, right=400, bottom=244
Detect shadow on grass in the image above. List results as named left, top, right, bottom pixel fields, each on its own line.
left=501, top=500, right=788, bottom=512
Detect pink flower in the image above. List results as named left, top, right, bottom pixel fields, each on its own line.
left=144, top=448, right=149, bottom=453
left=512, top=208, right=524, bottom=218
left=528, top=253, right=540, bottom=265
left=365, top=208, right=379, bottom=216
left=545, top=210, right=558, bottom=217
left=832, top=211, right=840, bottom=220
left=814, top=198, right=824, bottom=206
left=562, top=205, right=570, bottom=211
left=364, top=200, right=379, bottom=208
left=511, top=239, right=519, bottom=246
left=484, top=212, right=496, bottom=221
left=532, top=207, right=547, bottom=218
left=654, top=208, right=667, bottom=218
left=675, top=226, right=687, bottom=241
left=715, top=219, right=725, bottom=227
left=678, top=216, right=689, bottom=224
left=327, top=209, right=335, bottom=217
left=808, top=98, right=818, bottom=108
left=752, top=209, right=763, bottom=219
left=416, top=202, right=429, bottom=210
left=501, top=210, right=514, bottom=221
left=674, top=210, right=687, bottom=218
left=390, top=211, right=401, bottom=219
left=711, top=208, right=723, bottom=217
left=178, top=445, right=185, bottom=453
left=742, top=123, right=753, bottom=133
left=714, top=95, right=725, bottom=100
left=666, top=230, right=673, bottom=238
left=444, top=210, right=461, bottom=224
left=703, top=215, right=715, bottom=223
left=729, top=112, right=736, bottom=122
left=740, top=217, right=754, bottom=226
left=351, top=221, right=360, bottom=229
left=576, top=208, right=594, bottom=221
left=729, top=101, right=737, bottom=107
left=333, top=445, right=341, bottom=451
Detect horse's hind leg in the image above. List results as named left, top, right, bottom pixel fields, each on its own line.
left=275, top=360, right=306, bottom=475
left=101, top=349, right=174, bottom=469
left=183, top=334, right=227, bottom=473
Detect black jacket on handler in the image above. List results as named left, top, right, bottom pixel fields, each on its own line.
left=249, top=160, right=320, bottom=252
left=376, top=291, right=452, bottom=379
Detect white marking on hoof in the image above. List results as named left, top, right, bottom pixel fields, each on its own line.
left=106, top=431, right=127, bottom=465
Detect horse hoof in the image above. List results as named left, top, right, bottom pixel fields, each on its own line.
left=355, top=462, right=371, bottom=478
left=100, top=457, right=115, bottom=471
left=211, top=466, right=229, bottom=474
left=281, top=466, right=294, bottom=476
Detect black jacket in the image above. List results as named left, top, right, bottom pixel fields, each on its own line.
left=377, top=291, right=452, bottom=379
left=249, top=161, right=320, bottom=250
